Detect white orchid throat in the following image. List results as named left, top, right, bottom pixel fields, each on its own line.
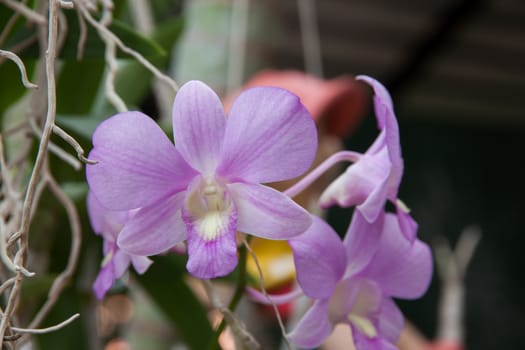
left=186, top=178, right=234, bottom=241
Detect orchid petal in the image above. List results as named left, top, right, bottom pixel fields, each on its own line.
left=185, top=229, right=238, bottom=279
left=396, top=200, right=418, bottom=242
left=357, top=75, right=403, bottom=199
left=289, top=216, right=346, bottom=299
left=228, top=182, right=312, bottom=239
left=182, top=191, right=238, bottom=279
left=350, top=279, right=382, bottom=319
left=87, top=112, right=196, bottom=210
left=343, top=211, right=384, bottom=278
left=113, top=250, right=132, bottom=278
left=93, top=263, right=114, bottom=300
left=378, top=298, right=404, bottom=343
left=327, top=278, right=362, bottom=323
left=131, top=255, right=153, bottom=274
left=117, top=192, right=186, bottom=256
left=172, top=81, right=227, bottom=175
left=320, top=149, right=391, bottom=224
left=86, top=191, right=106, bottom=234
left=218, top=87, right=317, bottom=183
left=87, top=191, right=129, bottom=240
left=288, top=300, right=333, bottom=349
left=361, top=213, right=433, bottom=299
left=356, top=75, right=393, bottom=132
left=353, top=331, right=397, bottom=350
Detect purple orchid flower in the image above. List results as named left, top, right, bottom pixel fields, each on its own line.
left=86, top=81, right=317, bottom=279
left=87, top=192, right=152, bottom=300
left=319, top=76, right=417, bottom=242
left=286, top=212, right=432, bottom=349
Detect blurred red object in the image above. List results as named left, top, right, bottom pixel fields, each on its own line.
left=425, top=342, right=464, bottom=350
left=224, top=69, right=368, bottom=138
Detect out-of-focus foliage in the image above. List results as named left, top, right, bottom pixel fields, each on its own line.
left=0, top=1, right=220, bottom=348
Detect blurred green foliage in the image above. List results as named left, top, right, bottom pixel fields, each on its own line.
left=0, top=1, right=219, bottom=349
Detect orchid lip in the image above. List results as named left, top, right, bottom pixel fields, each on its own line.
left=185, top=177, right=234, bottom=241
left=348, top=314, right=378, bottom=338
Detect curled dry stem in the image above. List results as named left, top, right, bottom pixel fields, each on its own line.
left=74, top=4, right=88, bottom=60
left=97, top=0, right=127, bottom=112
left=22, top=171, right=82, bottom=336
left=29, top=120, right=82, bottom=170
left=202, top=280, right=261, bottom=350
left=52, top=124, right=97, bottom=164
left=59, top=0, right=74, bottom=9
left=12, top=313, right=79, bottom=334
left=0, top=50, right=38, bottom=89
left=0, top=0, right=47, bottom=25
left=0, top=0, right=60, bottom=346
left=72, top=0, right=179, bottom=93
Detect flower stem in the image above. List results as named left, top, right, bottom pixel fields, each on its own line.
left=284, top=150, right=362, bottom=198
left=208, top=243, right=248, bottom=350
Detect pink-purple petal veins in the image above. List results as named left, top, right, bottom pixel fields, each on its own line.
left=343, top=211, right=384, bottom=278
left=182, top=178, right=239, bottom=279
left=377, top=298, right=404, bottom=343
left=227, top=182, right=312, bottom=239
left=360, top=213, right=433, bottom=299
left=117, top=192, right=186, bottom=256
left=184, top=212, right=238, bottom=279
left=289, top=216, right=346, bottom=299
left=288, top=300, right=334, bottom=349
left=172, top=81, right=227, bottom=175
left=87, top=112, right=196, bottom=210
left=217, top=87, right=317, bottom=184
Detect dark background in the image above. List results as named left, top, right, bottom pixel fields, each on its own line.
left=269, top=0, right=525, bottom=348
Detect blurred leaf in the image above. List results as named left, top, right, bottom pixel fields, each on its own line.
left=9, top=11, right=167, bottom=59
left=61, top=182, right=89, bottom=201
left=56, top=115, right=102, bottom=140
left=153, top=17, right=185, bottom=52
left=113, top=17, right=184, bottom=107
left=111, top=19, right=166, bottom=58
left=135, top=255, right=214, bottom=350
left=35, top=289, right=88, bottom=350
left=59, top=15, right=166, bottom=59
left=0, top=59, right=35, bottom=118
left=56, top=60, right=105, bottom=115
left=21, top=274, right=57, bottom=302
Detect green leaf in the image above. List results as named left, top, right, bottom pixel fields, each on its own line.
left=61, top=182, right=89, bottom=201
left=21, top=274, right=57, bottom=302
left=153, top=17, right=185, bottom=52
left=111, top=19, right=166, bottom=58
left=59, top=14, right=166, bottom=59
left=56, top=60, right=106, bottom=115
left=56, top=115, right=101, bottom=140
left=0, top=59, right=35, bottom=118
left=134, top=255, right=214, bottom=350
left=113, top=17, right=184, bottom=107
